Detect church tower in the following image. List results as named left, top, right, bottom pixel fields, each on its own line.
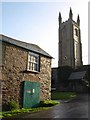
left=58, top=8, right=83, bottom=68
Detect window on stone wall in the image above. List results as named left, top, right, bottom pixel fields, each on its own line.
left=75, top=28, right=78, bottom=36
left=27, top=52, right=40, bottom=72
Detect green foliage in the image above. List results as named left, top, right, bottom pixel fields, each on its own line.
left=40, top=100, right=60, bottom=107
left=0, top=108, right=38, bottom=118
left=3, top=100, right=20, bottom=111
left=8, top=101, right=19, bottom=111
left=0, top=108, right=31, bottom=118
left=51, top=91, right=76, bottom=100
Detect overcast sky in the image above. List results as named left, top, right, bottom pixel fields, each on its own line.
left=0, top=0, right=89, bottom=67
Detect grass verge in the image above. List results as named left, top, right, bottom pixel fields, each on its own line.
left=51, top=91, right=77, bottom=100
left=0, top=100, right=60, bottom=118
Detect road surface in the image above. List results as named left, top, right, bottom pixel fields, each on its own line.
left=14, top=94, right=90, bottom=119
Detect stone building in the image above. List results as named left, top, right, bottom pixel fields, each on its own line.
left=0, top=34, right=52, bottom=107
left=52, top=8, right=84, bottom=91
left=58, top=8, right=83, bottom=68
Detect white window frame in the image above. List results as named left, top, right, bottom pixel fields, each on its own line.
left=27, top=52, right=40, bottom=72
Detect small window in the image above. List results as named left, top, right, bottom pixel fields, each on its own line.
left=75, top=29, right=78, bottom=36
left=27, top=52, right=40, bottom=72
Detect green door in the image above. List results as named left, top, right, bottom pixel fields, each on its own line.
left=23, top=81, right=40, bottom=108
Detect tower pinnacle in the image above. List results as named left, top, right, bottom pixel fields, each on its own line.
left=59, top=12, right=62, bottom=24
left=77, top=14, right=80, bottom=26
left=69, top=8, right=73, bottom=20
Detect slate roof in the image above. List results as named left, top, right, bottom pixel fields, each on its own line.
left=0, top=34, right=52, bottom=58
left=68, top=71, right=87, bottom=80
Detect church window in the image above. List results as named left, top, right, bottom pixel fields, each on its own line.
left=27, top=52, right=40, bottom=72
left=75, top=28, right=78, bottom=36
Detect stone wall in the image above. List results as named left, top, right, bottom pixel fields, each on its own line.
left=2, top=42, right=51, bottom=105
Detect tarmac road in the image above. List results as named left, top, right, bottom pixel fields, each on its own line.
left=13, top=93, right=90, bottom=119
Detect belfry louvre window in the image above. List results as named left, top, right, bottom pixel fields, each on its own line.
left=75, top=28, right=78, bottom=36
left=27, top=52, right=39, bottom=72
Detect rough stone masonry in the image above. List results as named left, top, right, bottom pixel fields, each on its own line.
left=1, top=36, right=52, bottom=107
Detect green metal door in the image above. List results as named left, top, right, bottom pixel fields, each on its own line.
left=23, top=81, right=40, bottom=108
